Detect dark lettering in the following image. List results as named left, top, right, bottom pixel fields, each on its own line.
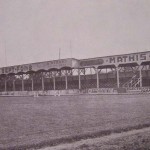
left=5, top=68, right=8, bottom=73
left=129, top=55, right=135, bottom=61
left=109, top=57, right=115, bottom=63
left=135, top=54, right=138, bottom=61
left=17, top=66, right=20, bottom=71
left=2, top=68, right=4, bottom=74
left=80, top=59, right=104, bottom=66
left=11, top=67, right=14, bottom=72
left=29, top=65, right=32, bottom=71
left=117, top=57, right=123, bottom=62
left=8, top=67, right=11, bottom=72
left=140, top=53, right=146, bottom=60
left=122, top=56, right=128, bottom=62
left=20, top=66, right=23, bottom=71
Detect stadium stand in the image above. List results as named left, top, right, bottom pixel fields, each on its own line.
left=0, top=51, right=150, bottom=95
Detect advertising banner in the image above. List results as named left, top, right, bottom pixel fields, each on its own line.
left=0, top=58, right=79, bottom=75
left=80, top=51, right=150, bottom=67
left=88, top=88, right=116, bottom=94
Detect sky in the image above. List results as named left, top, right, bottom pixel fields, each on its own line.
left=0, top=0, right=150, bottom=67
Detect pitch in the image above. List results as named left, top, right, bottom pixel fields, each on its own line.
left=0, top=94, right=150, bottom=149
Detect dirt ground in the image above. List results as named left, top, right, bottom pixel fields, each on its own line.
left=39, top=127, right=150, bottom=150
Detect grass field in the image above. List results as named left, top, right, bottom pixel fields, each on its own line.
left=0, top=94, right=150, bottom=149
left=42, top=127, right=150, bottom=150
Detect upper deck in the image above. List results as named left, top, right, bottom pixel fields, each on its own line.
left=0, top=51, right=150, bottom=75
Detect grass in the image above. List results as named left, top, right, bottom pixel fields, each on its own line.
left=69, top=129, right=150, bottom=150
left=40, top=127, right=150, bottom=150
left=0, top=94, right=150, bottom=149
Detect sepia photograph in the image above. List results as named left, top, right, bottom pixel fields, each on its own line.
left=0, top=0, right=150, bottom=149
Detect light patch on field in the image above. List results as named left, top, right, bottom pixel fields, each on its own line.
left=39, top=127, right=150, bottom=150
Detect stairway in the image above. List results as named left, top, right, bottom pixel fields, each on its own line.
left=122, top=73, right=141, bottom=88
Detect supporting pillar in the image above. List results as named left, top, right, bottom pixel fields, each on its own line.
left=65, top=71, right=68, bottom=90
left=96, top=68, right=99, bottom=88
left=22, top=75, right=24, bottom=91
left=53, top=76, right=56, bottom=90
left=4, top=79, right=7, bottom=92
left=41, top=73, right=44, bottom=91
left=139, top=66, right=142, bottom=88
left=13, top=80, right=15, bottom=91
left=31, top=77, right=34, bottom=91
left=116, top=67, right=120, bottom=88
left=78, top=69, right=81, bottom=89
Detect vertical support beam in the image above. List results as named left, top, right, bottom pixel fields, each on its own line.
left=65, top=70, right=68, bottom=90
left=116, top=67, right=120, bottom=88
left=4, top=78, right=7, bottom=92
left=78, top=69, right=81, bottom=89
left=96, top=68, right=99, bottom=88
left=53, top=73, right=56, bottom=90
left=13, top=80, right=15, bottom=91
left=41, top=73, right=44, bottom=91
left=22, top=75, right=24, bottom=91
left=139, top=66, right=142, bottom=87
left=31, top=77, right=34, bottom=91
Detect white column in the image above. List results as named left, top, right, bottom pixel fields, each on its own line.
left=13, top=80, right=15, bottom=91
left=41, top=75, right=44, bottom=91
left=22, top=75, right=24, bottom=91
left=65, top=75, right=68, bottom=90
left=53, top=77, right=56, bottom=90
left=116, top=67, right=120, bottom=88
left=31, top=78, right=34, bottom=91
left=96, top=68, right=99, bottom=88
left=139, top=66, right=142, bottom=87
left=65, top=70, right=68, bottom=90
left=78, top=69, right=81, bottom=89
left=4, top=79, right=7, bottom=92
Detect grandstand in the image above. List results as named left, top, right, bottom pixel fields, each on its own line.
left=0, top=51, right=150, bottom=96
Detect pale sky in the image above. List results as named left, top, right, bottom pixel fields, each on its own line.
left=0, top=0, right=150, bottom=67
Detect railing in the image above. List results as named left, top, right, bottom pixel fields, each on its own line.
left=122, top=72, right=140, bottom=88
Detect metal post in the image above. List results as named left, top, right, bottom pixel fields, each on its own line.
left=53, top=76, right=56, bottom=90
left=41, top=73, right=44, bottom=91
left=65, top=75, right=68, bottom=90
left=22, top=75, right=24, bottom=91
left=4, top=78, right=7, bottom=92
left=96, top=68, right=99, bottom=88
left=65, top=70, right=68, bottom=90
left=116, top=67, right=120, bottom=88
left=13, top=80, right=15, bottom=91
left=78, top=69, right=81, bottom=89
left=31, top=77, right=34, bottom=91
left=139, top=66, right=142, bottom=87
